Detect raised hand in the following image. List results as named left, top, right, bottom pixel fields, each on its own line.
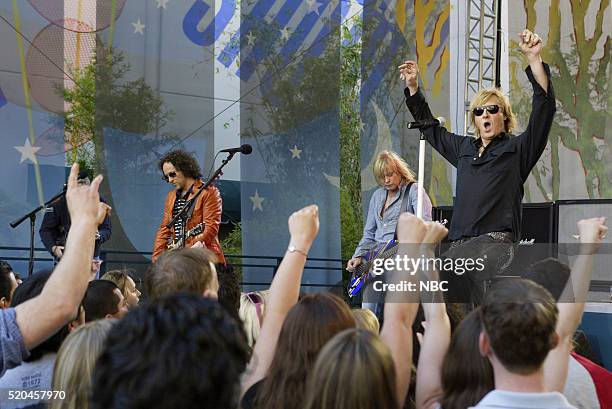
left=398, top=60, right=419, bottom=94
left=288, top=204, right=319, bottom=253
left=577, top=217, right=607, bottom=255
left=66, top=163, right=107, bottom=226
left=421, top=221, right=449, bottom=245
left=396, top=212, right=427, bottom=244
left=519, top=29, right=543, bottom=61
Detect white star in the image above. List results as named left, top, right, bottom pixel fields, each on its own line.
left=249, top=190, right=265, bottom=211
left=156, top=0, right=170, bottom=8
left=132, top=18, right=145, bottom=35
left=280, top=27, right=291, bottom=42
left=246, top=32, right=256, bottom=46
left=305, top=0, right=322, bottom=15
left=359, top=120, right=365, bottom=132
left=14, top=138, right=41, bottom=164
left=289, top=145, right=302, bottom=159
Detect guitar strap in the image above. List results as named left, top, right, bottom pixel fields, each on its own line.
left=393, top=182, right=414, bottom=240
left=183, top=184, right=196, bottom=220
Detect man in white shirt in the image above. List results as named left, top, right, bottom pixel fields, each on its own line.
left=472, top=278, right=576, bottom=408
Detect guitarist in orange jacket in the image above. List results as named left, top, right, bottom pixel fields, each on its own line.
left=152, top=149, right=226, bottom=265
left=346, top=150, right=432, bottom=316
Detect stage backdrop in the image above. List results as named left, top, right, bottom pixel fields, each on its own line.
left=360, top=0, right=452, bottom=209
left=509, top=0, right=611, bottom=201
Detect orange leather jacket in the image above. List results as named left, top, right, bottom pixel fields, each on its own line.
left=152, top=179, right=226, bottom=264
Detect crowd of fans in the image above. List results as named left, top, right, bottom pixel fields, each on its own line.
left=0, top=164, right=610, bottom=409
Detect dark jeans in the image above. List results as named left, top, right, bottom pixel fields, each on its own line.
left=439, top=232, right=516, bottom=305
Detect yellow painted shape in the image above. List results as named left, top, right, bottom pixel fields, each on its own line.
left=12, top=0, right=44, bottom=205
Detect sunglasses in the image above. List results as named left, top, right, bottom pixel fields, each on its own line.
left=472, top=104, right=500, bottom=116
left=161, top=171, right=177, bottom=182
left=245, top=292, right=265, bottom=325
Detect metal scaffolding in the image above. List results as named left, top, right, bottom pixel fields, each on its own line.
left=464, top=0, right=499, bottom=135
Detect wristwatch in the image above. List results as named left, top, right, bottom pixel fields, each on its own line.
left=287, top=245, right=308, bottom=257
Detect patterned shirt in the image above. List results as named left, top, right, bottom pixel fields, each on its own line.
left=172, top=194, right=188, bottom=242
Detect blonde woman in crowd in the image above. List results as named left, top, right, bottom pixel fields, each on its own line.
left=303, top=329, right=397, bottom=409
left=50, top=320, right=115, bottom=409
left=352, top=308, right=380, bottom=334
left=239, top=290, right=270, bottom=348
left=101, top=269, right=141, bottom=309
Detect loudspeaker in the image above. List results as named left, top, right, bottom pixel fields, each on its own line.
left=556, top=200, right=612, bottom=300
left=511, top=202, right=557, bottom=275
left=432, top=203, right=557, bottom=273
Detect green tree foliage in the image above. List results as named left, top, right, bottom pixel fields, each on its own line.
left=339, top=19, right=364, bottom=262
left=62, top=47, right=174, bottom=172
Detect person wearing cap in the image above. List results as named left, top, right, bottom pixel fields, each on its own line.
left=39, top=171, right=112, bottom=261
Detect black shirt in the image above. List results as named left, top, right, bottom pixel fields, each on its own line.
left=404, top=64, right=556, bottom=241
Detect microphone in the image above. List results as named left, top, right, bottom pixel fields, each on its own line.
left=407, top=117, right=446, bottom=130
left=219, top=144, right=253, bottom=155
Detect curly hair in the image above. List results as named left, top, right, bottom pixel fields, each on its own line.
left=158, top=149, right=202, bottom=179
left=91, top=294, right=249, bottom=409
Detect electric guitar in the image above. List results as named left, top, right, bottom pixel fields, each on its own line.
left=167, top=223, right=204, bottom=251
left=347, top=219, right=448, bottom=297
left=347, top=240, right=398, bottom=298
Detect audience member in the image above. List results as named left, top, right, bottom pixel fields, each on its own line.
left=238, top=205, right=322, bottom=409
left=520, top=257, right=604, bottom=408
left=245, top=292, right=356, bottom=409
left=352, top=308, right=380, bottom=334
left=50, top=320, right=115, bottom=409
left=0, top=163, right=109, bottom=376
left=83, top=280, right=129, bottom=322
left=90, top=293, right=249, bottom=409
left=473, top=278, right=573, bottom=408
left=0, top=260, right=19, bottom=309
left=290, top=214, right=445, bottom=409
left=0, top=269, right=85, bottom=409
left=145, top=247, right=219, bottom=299
left=439, top=309, right=494, bottom=409
left=239, top=291, right=269, bottom=348
left=541, top=218, right=608, bottom=408
left=101, top=270, right=141, bottom=309
left=303, top=329, right=397, bottom=409
left=218, top=265, right=242, bottom=323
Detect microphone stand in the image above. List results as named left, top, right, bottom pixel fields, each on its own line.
left=166, top=151, right=237, bottom=247
left=10, top=187, right=66, bottom=276
left=416, top=130, right=426, bottom=220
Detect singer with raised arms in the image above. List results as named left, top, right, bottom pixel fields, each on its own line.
left=399, top=30, right=556, bottom=302
left=152, top=149, right=226, bottom=264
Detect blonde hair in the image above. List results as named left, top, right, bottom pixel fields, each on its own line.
left=239, top=290, right=270, bottom=348
left=469, top=88, right=517, bottom=138
left=101, top=269, right=132, bottom=300
left=303, top=329, right=398, bottom=409
left=373, top=150, right=416, bottom=186
left=352, top=308, right=380, bottom=334
left=50, top=320, right=115, bottom=409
